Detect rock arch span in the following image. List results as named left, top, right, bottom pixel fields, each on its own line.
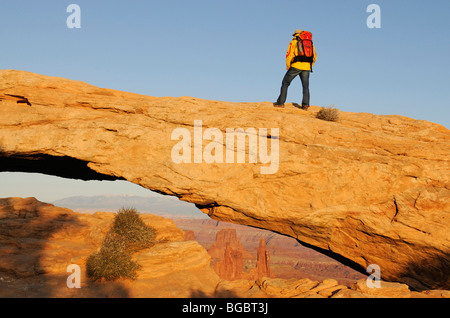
left=1, top=70, right=449, bottom=290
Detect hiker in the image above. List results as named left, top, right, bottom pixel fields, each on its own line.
left=274, top=29, right=317, bottom=110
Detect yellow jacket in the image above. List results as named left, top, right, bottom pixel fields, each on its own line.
left=285, top=37, right=317, bottom=71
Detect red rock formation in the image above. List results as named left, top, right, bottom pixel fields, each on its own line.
left=248, top=238, right=274, bottom=280
left=208, top=229, right=251, bottom=280
left=256, top=239, right=272, bottom=278
left=213, top=243, right=245, bottom=281
left=209, top=229, right=274, bottom=281
left=207, top=229, right=252, bottom=260
left=174, top=219, right=366, bottom=284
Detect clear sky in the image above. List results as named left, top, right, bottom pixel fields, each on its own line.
left=1, top=0, right=449, bottom=202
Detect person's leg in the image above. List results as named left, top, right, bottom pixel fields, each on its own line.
left=299, top=70, right=311, bottom=107
left=276, top=68, right=301, bottom=105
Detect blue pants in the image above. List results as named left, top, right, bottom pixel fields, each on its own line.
left=277, top=67, right=310, bottom=106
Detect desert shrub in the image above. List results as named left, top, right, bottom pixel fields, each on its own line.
left=86, top=232, right=141, bottom=281
left=111, top=207, right=156, bottom=251
left=86, top=207, right=156, bottom=281
left=316, top=105, right=340, bottom=122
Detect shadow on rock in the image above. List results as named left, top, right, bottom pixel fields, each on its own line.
left=397, top=251, right=450, bottom=291
left=0, top=197, right=130, bottom=297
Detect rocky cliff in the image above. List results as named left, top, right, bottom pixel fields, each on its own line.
left=0, top=70, right=449, bottom=290
left=1, top=197, right=448, bottom=298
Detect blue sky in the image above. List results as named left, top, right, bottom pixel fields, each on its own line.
left=1, top=0, right=449, bottom=202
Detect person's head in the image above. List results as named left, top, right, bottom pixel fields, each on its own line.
left=292, top=29, right=302, bottom=36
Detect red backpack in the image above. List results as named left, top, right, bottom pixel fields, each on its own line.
left=292, top=31, right=314, bottom=69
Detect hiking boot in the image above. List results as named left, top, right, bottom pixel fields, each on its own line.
left=273, top=102, right=285, bottom=108
left=302, top=105, right=310, bottom=111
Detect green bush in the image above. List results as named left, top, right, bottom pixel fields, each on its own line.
left=316, top=105, right=340, bottom=122
left=86, top=207, right=156, bottom=281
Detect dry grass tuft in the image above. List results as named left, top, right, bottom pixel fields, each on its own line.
left=316, top=105, right=340, bottom=122
left=86, top=207, right=156, bottom=281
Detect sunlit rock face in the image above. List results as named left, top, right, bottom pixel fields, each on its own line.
left=1, top=70, right=449, bottom=290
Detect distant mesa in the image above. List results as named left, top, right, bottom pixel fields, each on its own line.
left=52, top=194, right=205, bottom=219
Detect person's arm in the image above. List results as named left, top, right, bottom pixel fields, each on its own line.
left=285, top=40, right=296, bottom=70
left=312, top=44, right=317, bottom=67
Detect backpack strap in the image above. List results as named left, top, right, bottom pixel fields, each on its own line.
left=296, top=36, right=304, bottom=56
left=291, top=36, right=303, bottom=64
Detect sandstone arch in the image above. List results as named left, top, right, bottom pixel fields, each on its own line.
left=1, top=70, right=449, bottom=290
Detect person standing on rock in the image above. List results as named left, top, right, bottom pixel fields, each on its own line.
left=274, top=29, right=317, bottom=110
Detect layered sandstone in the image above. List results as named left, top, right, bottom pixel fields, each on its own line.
left=0, top=197, right=220, bottom=297
left=0, top=70, right=449, bottom=290
left=0, top=197, right=448, bottom=298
